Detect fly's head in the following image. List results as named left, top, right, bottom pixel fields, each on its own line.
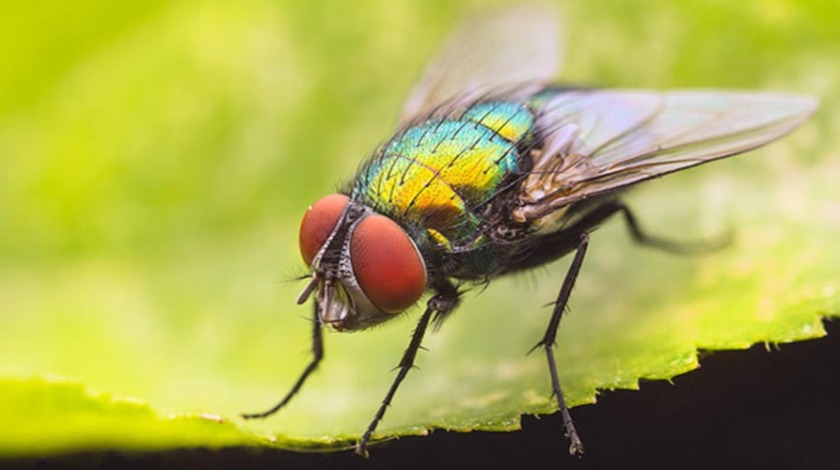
left=297, top=194, right=427, bottom=331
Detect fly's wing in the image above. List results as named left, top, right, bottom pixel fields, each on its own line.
left=513, top=90, right=818, bottom=222
left=399, top=5, right=562, bottom=126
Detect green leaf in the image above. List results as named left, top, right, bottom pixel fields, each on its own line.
left=0, top=378, right=252, bottom=455
left=1, top=0, right=839, bottom=458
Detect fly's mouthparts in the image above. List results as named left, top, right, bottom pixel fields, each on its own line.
left=297, top=273, right=320, bottom=305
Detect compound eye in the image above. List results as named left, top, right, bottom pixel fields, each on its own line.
left=299, top=194, right=349, bottom=266
left=350, top=215, right=426, bottom=314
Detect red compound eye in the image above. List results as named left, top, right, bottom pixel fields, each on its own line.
left=350, top=215, right=426, bottom=314
left=299, top=194, right=349, bottom=266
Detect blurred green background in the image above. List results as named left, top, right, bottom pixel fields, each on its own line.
left=1, top=0, right=838, bottom=457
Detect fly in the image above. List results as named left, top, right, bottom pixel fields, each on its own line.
left=242, top=6, right=818, bottom=456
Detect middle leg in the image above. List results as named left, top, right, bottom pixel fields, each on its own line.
left=532, top=231, right=589, bottom=456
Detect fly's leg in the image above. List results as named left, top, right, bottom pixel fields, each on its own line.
left=241, top=302, right=323, bottom=420
left=355, top=306, right=434, bottom=457
left=356, top=284, right=459, bottom=457
left=615, top=202, right=731, bottom=255
left=531, top=231, right=589, bottom=456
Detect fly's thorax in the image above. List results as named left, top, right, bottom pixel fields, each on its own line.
left=351, top=99, right=535, bottom=258
left=298, top=195, right=427, bottom=331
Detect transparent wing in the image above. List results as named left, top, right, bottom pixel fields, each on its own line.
left=399, top=5, right=562, bottom=126
left=514, top=90, right=818, bottom=222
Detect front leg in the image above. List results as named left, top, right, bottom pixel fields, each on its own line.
left=242, top=301, right=323, bottom=420
left=531, top=231, right=589, bottom=456
left=355, top=283, right=460, bottom=456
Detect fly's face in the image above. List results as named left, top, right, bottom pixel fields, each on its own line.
left=297, top=194, right=427, bottom=331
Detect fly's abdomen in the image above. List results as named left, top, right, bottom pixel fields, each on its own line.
left=353, top=100, right=534, bottom=251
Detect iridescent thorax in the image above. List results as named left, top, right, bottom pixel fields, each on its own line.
left=352, top=99, right=535, bottom=266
